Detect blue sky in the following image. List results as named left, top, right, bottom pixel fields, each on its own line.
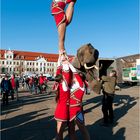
left=1, top=0, right=139, bottom=58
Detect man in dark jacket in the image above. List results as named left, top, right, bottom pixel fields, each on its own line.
left=101, top=70, right=117, bottom=126
left=1, top=75, right=12, bottom=105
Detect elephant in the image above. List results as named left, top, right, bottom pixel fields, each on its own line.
left=71, top=43, right=101, bottom=94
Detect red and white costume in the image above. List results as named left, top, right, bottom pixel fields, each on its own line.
left=69, top=63, right=86, bottom=123
left=54, top=59, right=72, bottom=122
left=54, top=57, right=87, bottom=123
left=51, top=0, right=75, bottom=27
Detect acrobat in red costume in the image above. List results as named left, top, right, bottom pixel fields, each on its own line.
left=68, top=63, right=86, bottom=123
left=51, top=0, right=75, bottom=27
left=54, top=59, right=72, bottom=122
left=54, top=58, right=87, bottom=123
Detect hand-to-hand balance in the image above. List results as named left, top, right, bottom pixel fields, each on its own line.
left=51, top=1, right=101, bottom=140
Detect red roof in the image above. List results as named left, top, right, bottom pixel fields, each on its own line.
left=0, top=49, right=74, bottom=62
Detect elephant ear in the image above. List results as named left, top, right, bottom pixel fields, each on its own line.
left=71, top=57, right=81, bottom=69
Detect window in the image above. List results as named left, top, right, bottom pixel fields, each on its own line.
left=17, top=62, right=19, bottom=65
left=27, top=68, right=29, bottom=71
left=10, top=56, right=12, bottom=59
left=10, top=62, right=12, bottom=65
left=16, top=56, right=20, bottom=59
left=36, top=63, right=38, bottom=66
left=44, top=63, right=46, bottom=66
left=27, top=62, right=29, bottom=65
left=30, top=62, right=32, bottom=65
left=7, top=55, right=9, bottom=59
left=40, top=68, right=42, bottom=71
left=2, top=61, right=4, bottom=65
left=40, top=63, right=42, bottom=66
left=21, top=56, right=24, bottom=59
left=14, top=62, right=16, bottom=65
left=36, top=68, right=38, bottom=71
left=7, top=61, right=8, bottom=65
left=47, top=63, right=49, bottom=66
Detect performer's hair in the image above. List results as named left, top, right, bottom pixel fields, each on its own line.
left=54, top=74, right=63, bottom=82
left=54, top=74, right=63, bottom=102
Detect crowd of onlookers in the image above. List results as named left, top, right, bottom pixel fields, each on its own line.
left=0, top=73, right=50, bottom=105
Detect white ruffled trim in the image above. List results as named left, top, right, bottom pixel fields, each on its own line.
left=62, top=81, right=68, bottom=91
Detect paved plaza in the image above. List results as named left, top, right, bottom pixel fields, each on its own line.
left=1, top=84, right=139, bottom=140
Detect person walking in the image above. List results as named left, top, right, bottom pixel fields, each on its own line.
left=101, top=70, right=117, bottom=126
left=1, top=75, right=12, bottom=105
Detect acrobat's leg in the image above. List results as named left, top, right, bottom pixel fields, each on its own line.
left=57, top=22, right=66, bottom=53
left=68, top=120, right=77, bottom=140
left=66, top=1, right=76, bottom=25
left=75, top=119, right=90, bottom=140
left=55, top=121, right=67, bottom=140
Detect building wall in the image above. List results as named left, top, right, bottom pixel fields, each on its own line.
left=0, top=50, right=57, bottom=76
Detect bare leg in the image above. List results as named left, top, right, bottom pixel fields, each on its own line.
left=55, top=121, right=67, bottom=140
left=57, top=22, right=66, bottom=52
left=68, top=121, right=77, bottom=140
left=75, top=119, right=90, bottom=140
left=66, top=2, right=75, bottom=25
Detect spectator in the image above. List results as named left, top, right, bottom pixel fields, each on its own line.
left=10, top=74, right=19, bottom=101
left=38, top=74, right=45, bottom=94
left=29, top=76, right=34, bottom=94
left=1, top=75, right=12, bottom=105
left=0, top=75, right=3, bottom=93
left=21, top=77, right=25, bottom=89
left=101, top=70, right=117, bottom=126
left=34, top=75, right=39, bottom=94
left=25, top=76, right=30, bottom=90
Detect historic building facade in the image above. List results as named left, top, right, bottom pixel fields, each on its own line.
left=0, top=49, right=61, bottom=76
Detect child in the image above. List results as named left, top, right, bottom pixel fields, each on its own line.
left=51, top=0, right=76, bottom=59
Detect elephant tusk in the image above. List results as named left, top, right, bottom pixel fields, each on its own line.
left=84, top=63, right=99, bottom=70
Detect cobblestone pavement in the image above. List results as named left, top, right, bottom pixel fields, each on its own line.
left=1, top=85, right=139, bottom=140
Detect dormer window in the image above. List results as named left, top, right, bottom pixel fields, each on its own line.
left=21, top=56, right=24, bottom=59
left=16, top=56, right=20, bottom=59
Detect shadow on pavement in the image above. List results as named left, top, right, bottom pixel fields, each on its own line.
left=1, top=93, right=57, bottom=140
left=73, top=93, right=138, bottom=140
left=1, top=89, right=138, bottom=140
left=1, top=109, right=56, bottom=140
left=1, top=93, right=55, bottom=115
